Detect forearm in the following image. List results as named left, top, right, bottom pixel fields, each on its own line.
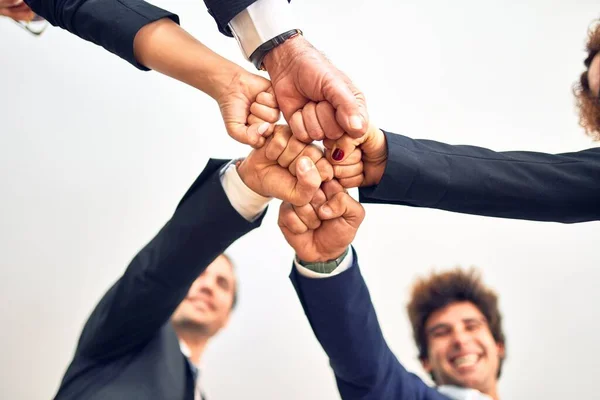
left=290, top=252, right=398, bottom=391
left=25, top=0, right=178, bottom=69
left=360, top=130, right=600, bottom=223
left=134, top=18, right=244, bottom=99
left=77, top=160, right=264, bottom=360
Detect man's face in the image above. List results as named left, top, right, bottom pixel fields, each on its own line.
left=421, top=301, right=504, bottom=393
left=171, top=255, right=236, bottom=337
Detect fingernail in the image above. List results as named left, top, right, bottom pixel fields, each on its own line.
left=349, top=115, right=363, bottom=131
left=332, top=148, right=345, bottom=161
left=298, top=158, right=313, bottom=173
left=257, top=122, right=270, bottom=136
left=320, top=205, right=332, bottom=216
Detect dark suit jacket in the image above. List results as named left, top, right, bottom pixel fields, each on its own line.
left=290, top=249, right=450, bottom=400
left=54, top=159, right=265, bottom=400
left=360, top=130, right=600, bottom=223
left=24, top=0, right=290, bottom=68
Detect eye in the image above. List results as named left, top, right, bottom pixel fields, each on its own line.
left=430, top=327, right=451, bottom=338
left=465, top=320, right=483, bottom=331
left=217, top=276, right=230, bottom=291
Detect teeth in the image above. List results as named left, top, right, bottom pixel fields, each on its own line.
left=454, top=354, right=478, bottom=367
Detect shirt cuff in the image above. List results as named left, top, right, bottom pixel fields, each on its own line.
left=229, top=0, right=297, bottom=61
left=220, top=161, right=271, bottom=222
left=294, top=247, right=354, bottom=279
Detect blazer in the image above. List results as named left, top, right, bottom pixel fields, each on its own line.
left=359, top=130, right=600, bottom=223
left=290, top=249, right=450, bottom=400
left=24, top=0, right=290, bottom=68
left=54, top=159, right=265, bottom=400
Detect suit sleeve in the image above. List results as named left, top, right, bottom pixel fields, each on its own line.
left=359, top=130, right=600, bottom=223
left=24, top=0, right=178, bottom=69
left=74, top=159, right=265, bottom=361
left=290, top=249, right=447, bottom=400
left=203, top=0, right=291, bottom=36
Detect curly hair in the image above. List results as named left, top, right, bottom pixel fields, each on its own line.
left=574, top=22, right=600, bottom=140
left=407, top=268, right=506, bottom=380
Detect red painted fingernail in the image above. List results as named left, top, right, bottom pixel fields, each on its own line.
left=332, top=148, right=344, bottom=161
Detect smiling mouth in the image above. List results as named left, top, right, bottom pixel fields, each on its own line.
left=451, top=354, right=480, bottom=369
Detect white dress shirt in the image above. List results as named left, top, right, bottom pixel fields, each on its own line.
left=228, top=0, right=296, bottom=62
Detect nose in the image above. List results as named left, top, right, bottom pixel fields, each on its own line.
left=451, top=327, right=473, bottom=349
left=196, top=276, right=215, bottom=297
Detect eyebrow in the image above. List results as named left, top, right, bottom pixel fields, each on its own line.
left=426, top=317, right=486, bottom=334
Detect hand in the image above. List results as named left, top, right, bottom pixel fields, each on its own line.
left=133, top=19, right=280, bottom=148
left=324, top=123, right=388, bottom=188
left=0, top=0, right=35, bottom=20
left=216, top=71, right=281, bottom=148
left=237, top=125, right=333, bottom=206
left=278, top=179, right=365, bottom=262
left=263, top=36, right=369, bottom=142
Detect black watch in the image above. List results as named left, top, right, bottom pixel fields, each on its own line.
left=249, top=29, right=303, bottom=70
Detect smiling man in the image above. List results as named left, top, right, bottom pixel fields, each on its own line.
left=408, top=269, right=506, bottom=400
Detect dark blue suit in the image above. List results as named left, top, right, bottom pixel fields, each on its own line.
left=360, top=131, right=600, bottom=223
left=23, top=0, right=284, bottom=68
left=54, top=159, right=264, bottom=400
left=291, top=249, right=450, bottom=400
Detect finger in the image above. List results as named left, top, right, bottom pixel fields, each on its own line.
left=289, top=110, right=311, bottom=143
left=256, top=90, right=279, bottom=108
left=292, top=203, right=322, bottom=230
left=302, top=102, right=325, bottom=141
left=246, top=122, right=272, bottom=148
left=247, top=115, right=275, bottom=137
left=324, top=134, right=361, bottom=164
left=321, top=179, right=346, bottom=201
left=338, top=175, right=365, bottom=189
left=318, top=192, right=366, bottom=228
left=322, top=73, right=369, bottom=137
left=1, top=4, right=33, bottom=19
left=315, top=158, right=334, bottom=182
left=289, top=156, right=322, bottom=206
left=278, top=202, right=309, bottom=234
left=278, top=136, right=309, bottom=168
left=250, top=102, right=280, bottom=123
left=287, top=144, right=325, bottom=177
left=316, top=101, right=344, bottom=140
left=310, top=189, right=327, bottom=210
left=333, top=161, right=363, bottom=179
left=265, top=125, right=292, bottom=161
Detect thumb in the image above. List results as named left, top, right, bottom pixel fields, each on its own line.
left=318, top=192, right=365, bottom=228
left=291, top=156, right=322, bottom=206
left=335, top=95, right=369, bottom=139
left=229, top=121, right=271, bottom=148
left=323, top=75, right=369, bottom=138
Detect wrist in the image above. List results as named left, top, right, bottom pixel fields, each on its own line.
left=298, top=247, right=348, bottom=264
left=363, top=127, right=388, bottom=186
left=263, top=35, right=309, bottom=75
left=236, top=159, right=265, bottom=197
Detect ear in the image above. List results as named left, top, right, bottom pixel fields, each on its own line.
left=497, top=341, right=506, bottom=359
left=420, top=357, right=432, bottom=373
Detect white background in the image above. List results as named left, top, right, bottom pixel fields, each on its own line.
left=1, top=0, right=599, bottom=399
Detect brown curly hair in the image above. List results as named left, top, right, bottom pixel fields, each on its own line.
left=574, top=22, right=600, bottom=140
left=407, top=268, right=506, bottom=380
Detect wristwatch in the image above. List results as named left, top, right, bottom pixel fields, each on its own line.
left=249, top=29, right=303, bottom=70
left=296, top=247, right=350, bottom=274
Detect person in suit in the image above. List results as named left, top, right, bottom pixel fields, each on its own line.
left=54, top=125, right=334, bottom=400
left=312, top=22, right=600, bottom=224
left=17, top=0, right=369, bottom=144
left=277, top=184, right=505, bottom=399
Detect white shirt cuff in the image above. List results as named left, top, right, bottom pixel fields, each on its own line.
left=220, top=161, right=271, bottom=222
left=294, top=248, right=354, bottom=279
left=229, top=0, right=297, bottom=61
